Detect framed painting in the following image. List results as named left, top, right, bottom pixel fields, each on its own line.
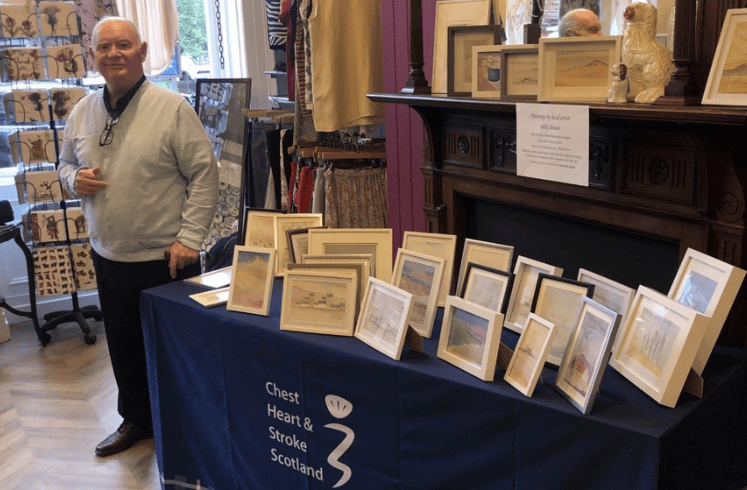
left=354, top=278, right=414, bottom=360
left=504, top=256, right=563, bottom=334
left=504, top=313, right=557, bottom=397
left=456, top=238, right=514, bottom=294
left=577, top=268, right=634, bottom=338
left=308, top=228, right=392, bottom=281
left=437, top=296, right=504, bottom=381
left=609, top=286, right=709, bottom=408
left=500, top=44, right=540, bottom=101
left=287, top=262, right=365, bottom=315
left=402, top=231, right=457, bottom=306
left=461, top=263, right=514, bottom=314
left=555, top=297, right=621, bottom=415
left=244, top=209, right=283, bottom=248
left=286, top=226, right=325, bottom=265
left=538, top=35, right=622, bottom=103
left=280, top=270, right=358, bottom=336
left=226, top=246, right=276, bottom=316
left=431, top=0, right=492, bottom=94
left=301, top=254, right=372, bottom=295
left=274, top=213, right=323, bottom=275
left=184, top=266, right=232, bottom=289
left=391, top=248, right=445, bottom=338
left=448, top=25, right=503, bottom=96
left=531, top=274, right=595, bottom=366
left=702, top=9, right=747, bottom=105
left=667, top=248, right=746, bottom=374
left=472, top=45, right=503, bottom=98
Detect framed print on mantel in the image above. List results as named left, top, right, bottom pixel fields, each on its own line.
left=431, top=0, right=492, bottom=94
left=437, top=296, right=504, bottom=382
left=702, top=9, right=747, bottom=106
left=667, top=248, right=746, bottom=375
left=537, top=35, right=622, bottom=103
left=500, top=44, right=540, bottom=101
left=609, top=286, right=708, bottom=408
left=472, top=45, right=503, bottom=99
left=448, top=25, right=503, bottom=96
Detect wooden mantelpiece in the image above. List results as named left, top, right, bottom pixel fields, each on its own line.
left=370, top=93, right=747, bottom=349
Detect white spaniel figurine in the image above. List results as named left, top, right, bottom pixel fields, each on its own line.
left=621, top=2, right=674, bottom=103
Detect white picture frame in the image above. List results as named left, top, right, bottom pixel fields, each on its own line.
left=280, top=270, right=358, bottom=336
left=244, top=210, right=279, bottom=248
left=437, top=296, right=504, bottom=381
left=555, top=297, right=621, bottom=415
left=460, top=263, right=514, bottom=314
left=531, top=274, right=595, bottom=366
left=667, top=248, right=746, bottom=374
left=274, top=213, right=323, bottom=275
left=504, top=256, right=563, bottom=333
left=354, top=278, right=414, bottom=360
left=402, top=231, right=457, bottom=306
left=609, top=286, right=709, bottom=408
left=308, top=228, right=393, bottom=282
left=702, top=9, right=747, bottom=106
left=184, top=266, right=232, bottom=289
left=577, top=268, right=635, bottom=338
left=391, top=248, right=445, bottom=338
left=226, top=246, right=276, bottom=316
left=456, top=238, right=514, bottom=294
left=504, top=313, right=557, bottom=397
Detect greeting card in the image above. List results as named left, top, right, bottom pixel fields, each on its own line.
left=23, top=170, right=66, bottom=203
left=70, top=243, right=97, bottom=290
left=3, top=89, right=50, bottom=123
left=33, top=246, right=76, bottom=296
left=39, top=2, right=79, bottom=37
left=46, top=44, right=86, bottom=79
left=0, top=3, right=38, bottom=38
left=50, top=86, right=86, bottom=120
left=9, top=130, right=57, bottom=164
left=2, top=48, right=43, bottom=81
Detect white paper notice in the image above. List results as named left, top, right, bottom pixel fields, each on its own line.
left=516, top=103, right=589, bottom=187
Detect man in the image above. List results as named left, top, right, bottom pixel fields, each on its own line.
left=58, top=17, right=219, bottom=456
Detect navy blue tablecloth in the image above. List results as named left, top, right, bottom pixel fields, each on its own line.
left=141, top=279, right=747, bottom=490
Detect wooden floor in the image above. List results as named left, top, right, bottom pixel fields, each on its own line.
left=0, top=320, right=161, bottom=490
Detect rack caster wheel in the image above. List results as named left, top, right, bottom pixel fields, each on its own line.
left=39, top=333, right=51, bottom=346
left=84, top=334, right=97, bottom=345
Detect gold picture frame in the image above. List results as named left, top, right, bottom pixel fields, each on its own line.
left=537, top=35, right=622, bottom=103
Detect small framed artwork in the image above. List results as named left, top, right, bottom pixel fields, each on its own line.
left=456, top=238, right=514, bottom=294
left=609, top=286, right=709, bottom=408
left=431, top=0, right=492, bottom=94
left=500, top=44, right=540, bottom=101
left=504, top=313, right=557, bottom=397
left=504, top=256, right=563, bottom=334
left=308, top=228, right=393, bottom=281
left=667, top=248, right=746, bottom=374
left=286, top=226, right=325, bottom=265
left=280, top=270, right=358, bottom=336
left=301, top=253, right=373, bottom=296
left=702, top=9, right=747, bottom=106
left=531, top=274, right=595, bottom=366
left=461, top=263, right=514, bottom=314
left=274, top=213, right=324, bottom=275
left=447, top=25, right=503, bottom=96
left=287, top=262, right=365, bottom=314
left=391, top=248, right=445, bottom=338
left=472, top=45, right=503, bottom=98
left=577, top=268, right=635, bottom=338
left=226, top=246, right=276, bottom=316
left=244, top=209, right=282, bottom=248
left=354, top=278, right=414, bottom=360
left=538, top=35, right=622, bottom=103
left=555, top=297, right=621, bottom=415
left=437, top=296, right=504, bottom=381
left=402, top=231, right=457, bottom=306
left=184, top=266, right=232, bottom=289
left=189, top=286, right=230, bottom=308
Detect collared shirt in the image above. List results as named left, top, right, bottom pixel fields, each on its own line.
left=103, top=75, right=147, bottom=118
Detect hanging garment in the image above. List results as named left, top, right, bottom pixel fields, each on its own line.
left=311, top=164, right=326, bottom=214
left=324, top=166, right=388, bottom=228
left=296, top=164, right=313, bottom=213
left=265, top=0, right=287, bottom=49
left=308, top=0, right=385, bottom=132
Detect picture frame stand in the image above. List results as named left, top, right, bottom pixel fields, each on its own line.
left=683, top=369, right=704, bottom=399
left=405, top=327, right=424, bottom=353
left=498, top=341, right=514, bottom=371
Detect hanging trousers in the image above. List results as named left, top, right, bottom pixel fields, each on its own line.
left=92, top=249, right=200, bottom=432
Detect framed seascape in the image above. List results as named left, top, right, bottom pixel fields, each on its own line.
left=354, top=278, right=414, bottom=360
left=391, top=248, right=445, bottom=338
left=226, top=246, right=276, bottom=316
left=609, top=286, right=708, bottom=408
left=402, top=231, right=457, bottom=306
left=504, top=313, right=557, bottom=397
left=460, top=263, right=514, bottom=314
left=555, top=297, right=621, bottom=415
left=437, top=296, right=504, bottom=381
left=504, top=256, right=563, bottom=334
left=455, top=238, right=514, bottom=294
left=577, top=268, right=634, bottom=341
left=280, top=270, right=358, bottom=336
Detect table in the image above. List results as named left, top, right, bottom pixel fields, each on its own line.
left=141, top=279, right=747, bottom=490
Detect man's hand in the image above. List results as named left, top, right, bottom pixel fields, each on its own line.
left=165, top=241, right=199, bottom=279
left=75, top=167, right=108, bottom=196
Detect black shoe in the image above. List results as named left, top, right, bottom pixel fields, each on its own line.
left=95, top=421, right=152, bottom=457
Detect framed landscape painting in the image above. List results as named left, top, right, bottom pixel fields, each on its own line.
left=402, top=231, right=457, bottom=306
left=702, top=9, right=747, bottom=105
left=504, top=256, right=563, bottom=334
left=354, top=278, right=413, bottom=360
left=504, top=313, right=556, bottom=397
left=226, top=246, right=276, bottom=316
left=308, top=228, right=392, bottom=281
left=391, top=248, right=445, bottom=338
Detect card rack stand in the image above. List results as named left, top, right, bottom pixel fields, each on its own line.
left=1, top=5, right=101, bottom=345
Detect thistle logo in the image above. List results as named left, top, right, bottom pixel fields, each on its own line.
left=324, top=394, right=355, bottom=488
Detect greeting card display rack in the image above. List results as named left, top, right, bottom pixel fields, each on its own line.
left=1, top=1, right=100, bottom=345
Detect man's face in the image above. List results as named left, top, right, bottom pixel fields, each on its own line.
left=91, top=20, right=147, bottom=91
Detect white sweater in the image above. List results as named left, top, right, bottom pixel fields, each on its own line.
left=58, top=80, right=219, bottom=262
